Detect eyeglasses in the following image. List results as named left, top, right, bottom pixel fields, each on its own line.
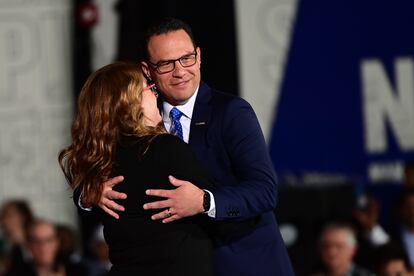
left=148, top=51, right=197, bottom=74
left=29, top=235, right=57, bottom=245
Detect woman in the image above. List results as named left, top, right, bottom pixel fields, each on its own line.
left=59, top=62, right=214, bottom=275
left=0, top=200, right=33, bottom=275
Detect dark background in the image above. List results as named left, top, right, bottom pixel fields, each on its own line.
left=74, top=0, right=239, bottom=98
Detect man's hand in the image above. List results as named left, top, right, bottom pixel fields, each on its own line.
left=98, top=176, right=127, bottom=219
left=143, top=175, right=204, bottom=223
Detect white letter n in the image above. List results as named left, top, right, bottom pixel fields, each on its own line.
left=361, top=57, right=414, bottom=153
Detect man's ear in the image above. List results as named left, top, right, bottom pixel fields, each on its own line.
left=196, top=47, right=201, bottom=67
left=141, top=61, right=151, bottom=80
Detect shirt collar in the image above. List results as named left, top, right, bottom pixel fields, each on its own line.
left=162, top=85, right=199, bottom=120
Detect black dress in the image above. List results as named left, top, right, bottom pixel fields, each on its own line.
left=101, top=134, right=214, bottom=276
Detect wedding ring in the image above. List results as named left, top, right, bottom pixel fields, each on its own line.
left=166, top=208, right=172, bottom=217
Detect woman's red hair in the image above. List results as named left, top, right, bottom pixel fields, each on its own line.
left=59, top=62, right=165, bottom=206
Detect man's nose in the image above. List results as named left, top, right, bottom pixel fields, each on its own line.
left=171, top=60, right=186, bottom=76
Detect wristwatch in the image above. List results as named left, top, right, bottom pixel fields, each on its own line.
left=202, top=190, right=211, bottom=212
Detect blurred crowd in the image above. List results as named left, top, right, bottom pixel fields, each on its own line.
left=0, top=200, right=110, bottom=276
left=307, top=162, right=414, bottom=276
left=0, top=163, right=413, bottom=276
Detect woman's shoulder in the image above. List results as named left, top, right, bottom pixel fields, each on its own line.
left=118, top=134, right=177, bottom=148
left=153, top=133, right=182, bottom=143
left=152, top=133, right=189, bottom=153
left=115, top=134, right=191, bottom=164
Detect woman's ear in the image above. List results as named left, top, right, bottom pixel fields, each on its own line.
left=141, top=61, right=151, bottom=80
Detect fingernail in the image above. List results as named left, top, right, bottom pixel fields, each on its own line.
left=143, top=204, right=147, bottom=209
left=145, top=190, right=150, bottom=195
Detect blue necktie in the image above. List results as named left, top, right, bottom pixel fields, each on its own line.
left=170, top=107, right=183, bottom=140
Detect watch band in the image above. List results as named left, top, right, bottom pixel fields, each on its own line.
left=203, top=190, right=211, bottom=212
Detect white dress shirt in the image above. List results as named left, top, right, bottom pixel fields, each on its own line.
left=162, top=88, right=198, bottom=144
left=162, top=86, right=216, bottom=218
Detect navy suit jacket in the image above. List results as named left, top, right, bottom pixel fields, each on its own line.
left=73, top=81, right=294, bottom=275
left=188, top=81, right=294, bottom=276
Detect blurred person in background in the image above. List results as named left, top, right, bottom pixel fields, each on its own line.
left=353, top=195, right=390, bottom=270
left=375, top=243, right=413, bottom=276
left=0, top=200, right=33, bottom=274
left=55, top=225, right=88, bottom=275
left=6, top=219, right=87, bottom=276
left=86, top=225, right=110, bottom=276
left=6, top=219, right=62, bottom=276
left=389, top=187, right=414, bottom=268
left=313, top=222, right=373, bottom=276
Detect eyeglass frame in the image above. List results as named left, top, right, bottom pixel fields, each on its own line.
left=147, top=51, right=198, bottom=74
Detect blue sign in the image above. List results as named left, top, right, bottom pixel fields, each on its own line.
left=269, top=0, right=414, bottom=184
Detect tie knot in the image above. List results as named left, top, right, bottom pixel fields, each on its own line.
left=170, top=107, right=182, bottom=120
left=169, top=107, right=183, bottom=140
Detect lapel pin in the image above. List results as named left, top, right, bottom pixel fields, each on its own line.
left=195, top=122, right=206, bottom=126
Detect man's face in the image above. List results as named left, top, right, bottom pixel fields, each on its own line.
left=0, top=204, right=24, bottom=235
left=28, top=223, right=59, bottom=267
left=319, top=229, right=356, bottom=272
left=142, top=30, right=201, bottom=106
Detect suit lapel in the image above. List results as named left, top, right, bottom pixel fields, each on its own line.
left=189, top=81, right=212, bottom=149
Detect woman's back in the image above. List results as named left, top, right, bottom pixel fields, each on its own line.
left=101, top=134, right=214, bottom=276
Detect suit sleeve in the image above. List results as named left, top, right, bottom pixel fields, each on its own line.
left=72, top=188, right=98, bottom=215
left=211, top=98, right=278, bottom=221
left=158, top=134, right=257, bottom=238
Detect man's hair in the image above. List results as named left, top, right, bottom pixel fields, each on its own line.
left=143, top=17, right=196, bottom=61
left=0, top=200, right=34, bottom=229
left=375, top=243, right=412, bottom=272
left=319, top=221, right=357, bottom=248
left=26, top=219, right=57, bottom=241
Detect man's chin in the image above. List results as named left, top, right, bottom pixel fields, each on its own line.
left=174, top=97, right=191, bottom=105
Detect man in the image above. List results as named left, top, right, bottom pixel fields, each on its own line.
left=6, top=219, right=88, bottom=276
left=353, top=195, right=390, bottom=270
left=0, top=200, right=33, bottom=274
left=79, top=17, right=293, bottom=275
left=6, top=220, right=66, bottom=276
left=390, top=188, right=414, bottom=268
left=315, top=222, right=373, bottom=276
